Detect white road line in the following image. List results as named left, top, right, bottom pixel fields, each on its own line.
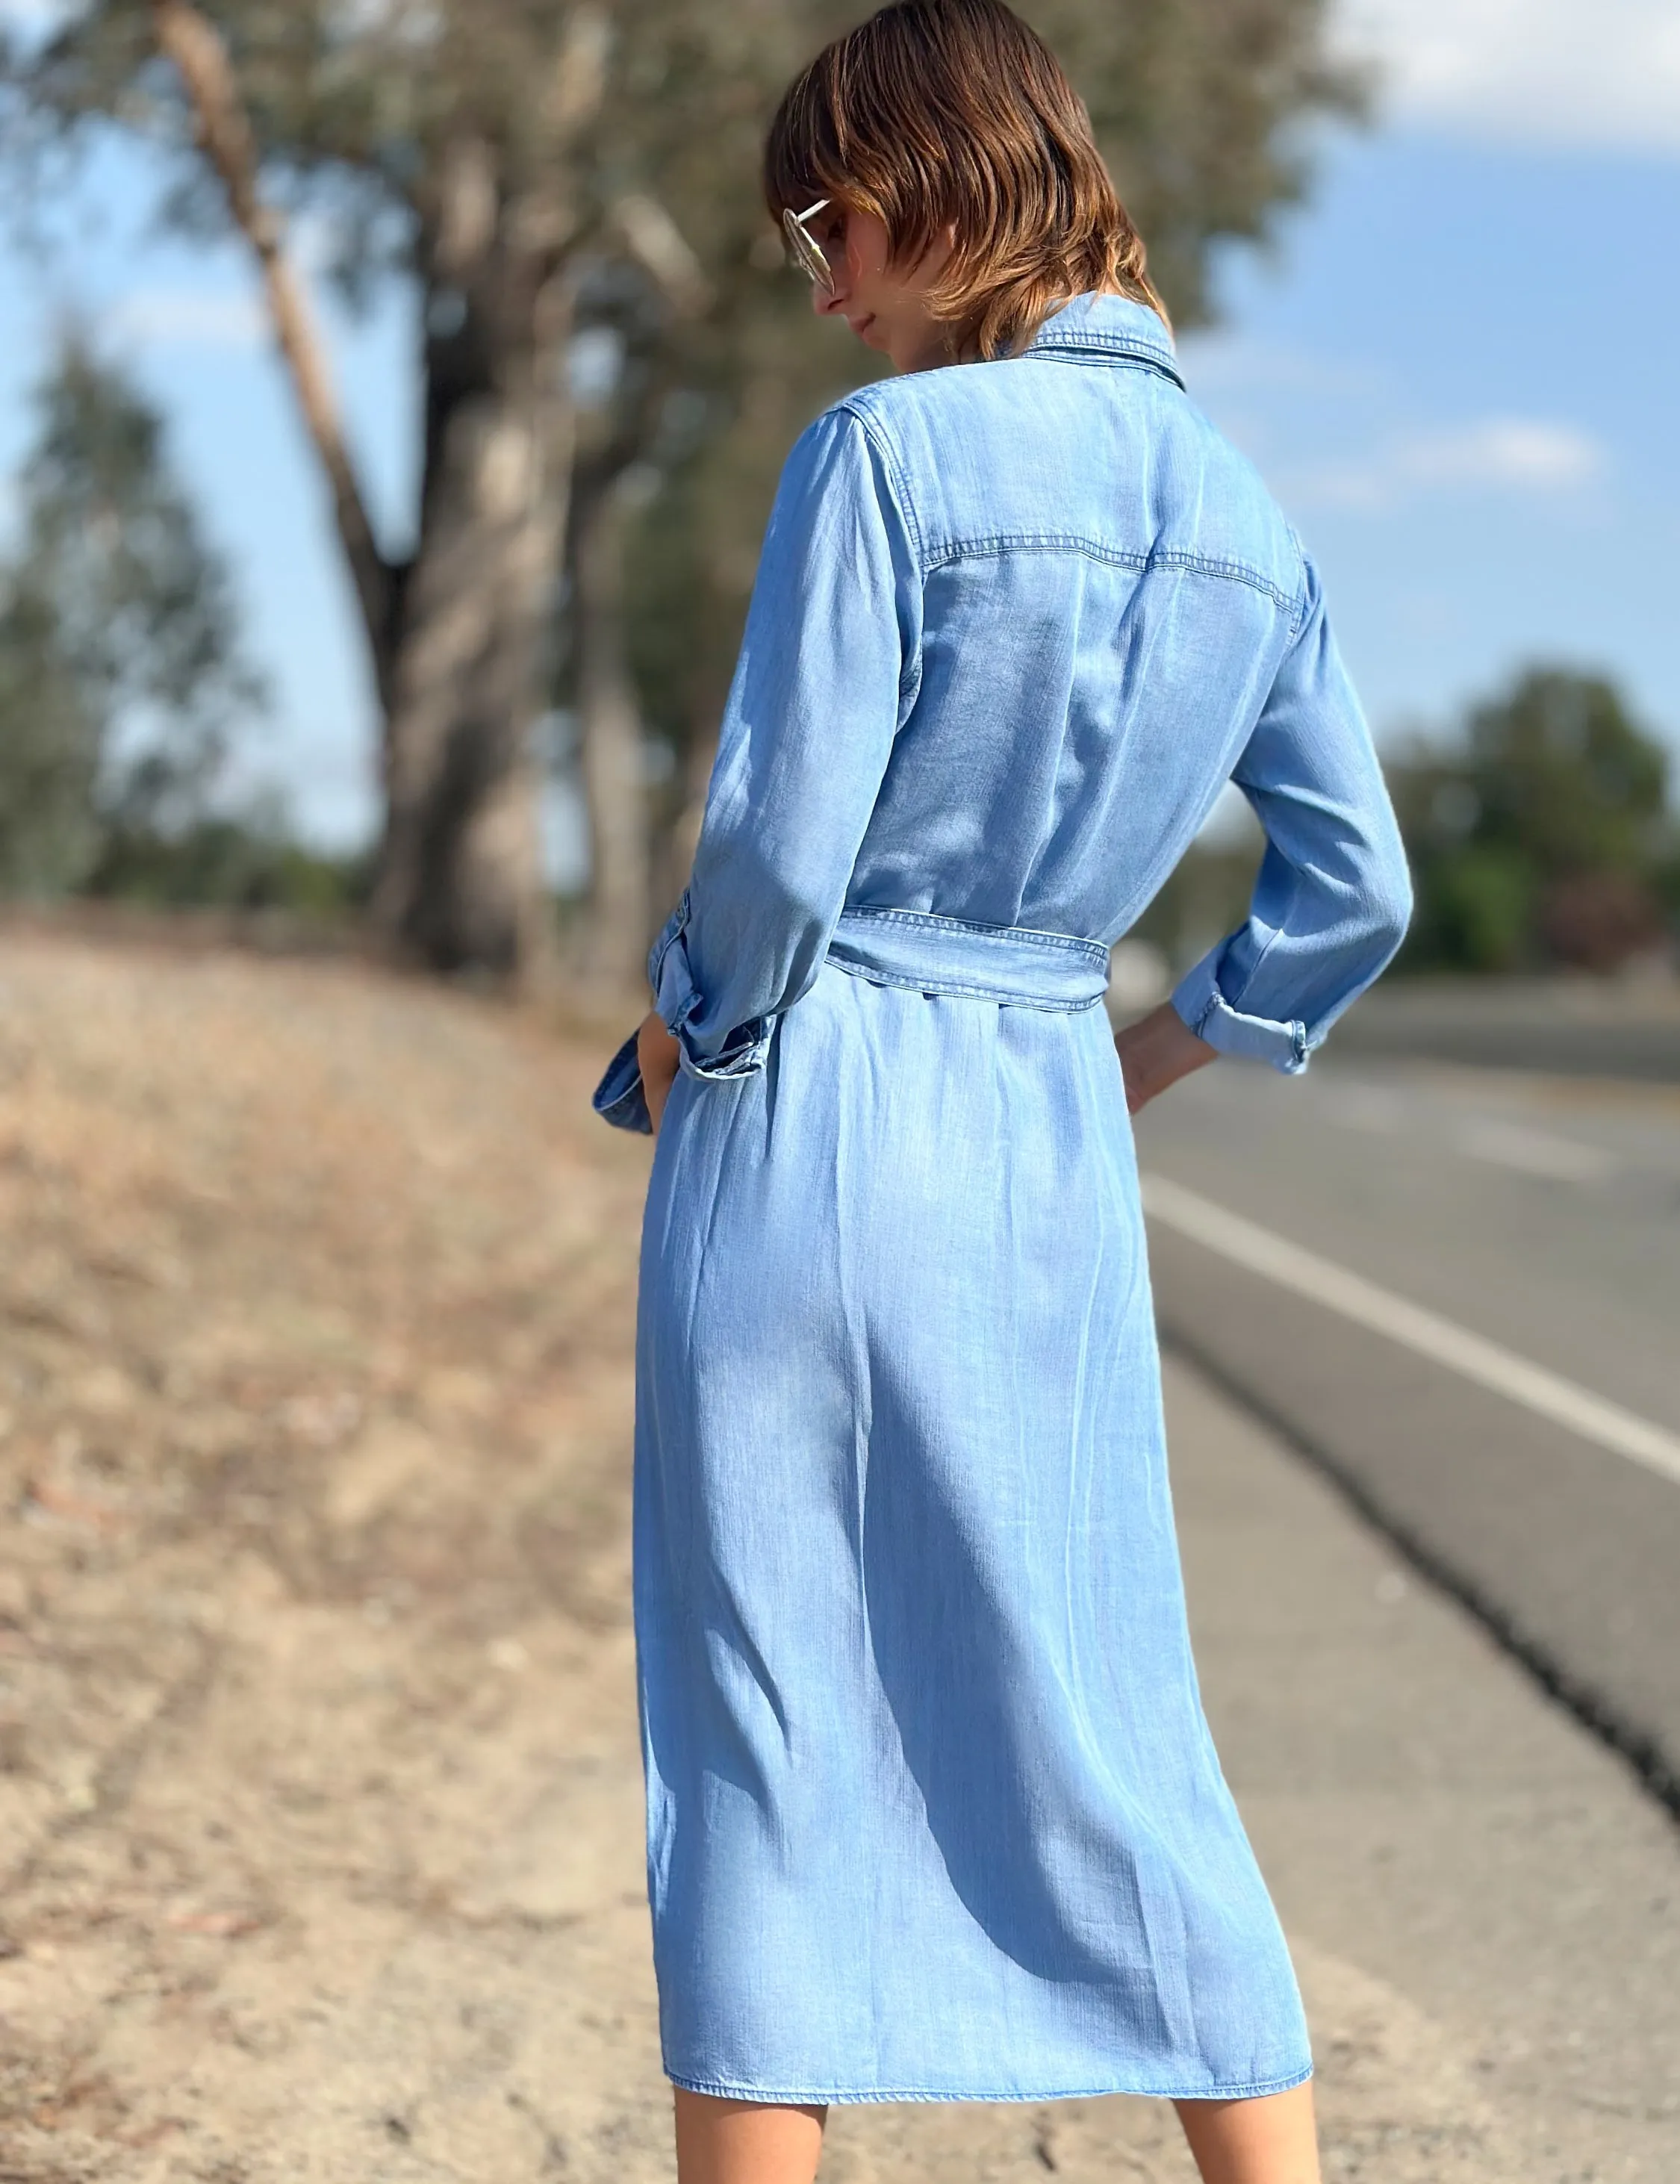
left=1454, top=1120, right=1617, bottom=1185
left=1141, top=1172, right=1680, bottom=1490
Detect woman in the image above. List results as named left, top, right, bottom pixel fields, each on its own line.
left=593, top=4, right=1411, bottom=2180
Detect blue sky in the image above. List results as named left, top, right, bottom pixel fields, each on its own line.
left=1182, top=129, right=1680, bottom=745
left=1, top=0, right=1677, bottom=865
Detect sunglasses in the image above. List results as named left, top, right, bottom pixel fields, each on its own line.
left=782, top=198, right=843, bottom=294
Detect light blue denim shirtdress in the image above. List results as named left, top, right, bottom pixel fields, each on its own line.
left=593, top=291, right=1412, bottom=2104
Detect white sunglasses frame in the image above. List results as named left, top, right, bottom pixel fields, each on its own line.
left=783, top=197, right=839, bottom=293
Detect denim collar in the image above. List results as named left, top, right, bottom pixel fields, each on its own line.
left=1023, top=292, right=1185, bottom=390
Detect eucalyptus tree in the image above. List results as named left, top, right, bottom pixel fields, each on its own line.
left=4, top=0, right=794, bottom=980
left=4, top=0, right=1361, bottom=983
left=0, top=337, right=262, bottom=897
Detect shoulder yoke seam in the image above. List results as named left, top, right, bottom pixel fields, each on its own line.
left=922, top=535, right=1296, bottom=613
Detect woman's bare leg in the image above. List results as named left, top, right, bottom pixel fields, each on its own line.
left=1175, top=2080, right=1322, bottom=2184
left=673, top=2088, right=827, bottom=2184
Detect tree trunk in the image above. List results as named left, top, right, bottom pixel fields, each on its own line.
left=151, top=12, right=585, bottom=986
left=370, top=384, right=565, bottom=981
left=573, top=464, right=652, bottom=992
left=370, top=149, right=573, bottom=986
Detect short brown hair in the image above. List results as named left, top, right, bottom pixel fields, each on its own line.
left=764, top=0, right=1167, bottom=362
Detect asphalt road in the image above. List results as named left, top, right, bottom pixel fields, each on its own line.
left=1134, top=1051, right=1680, bottom=1805
left=1331, top=977, right=1680, bottom=1082
left=1169, top=1355, right=1680, bottom=2184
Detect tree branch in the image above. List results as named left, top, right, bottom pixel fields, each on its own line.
left=149, top=0, right=394, bottom=690
left=611, top=194, right=712, bottom=319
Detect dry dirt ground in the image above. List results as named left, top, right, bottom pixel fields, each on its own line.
left=0, top=930, right=1593, bottom=2181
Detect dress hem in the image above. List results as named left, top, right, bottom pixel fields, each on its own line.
left=662, top=2061, right=1314, bottom=2106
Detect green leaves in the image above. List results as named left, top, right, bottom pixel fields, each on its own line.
left=0, top=575, right=105, bottom=897
left=6, top=0, right=1370, bottom=948
left=1025, top=0, right=1367, bottom=326
left=0, top=337, right=266, bottom=896
left=1392, top=668, right=1676, bottom=974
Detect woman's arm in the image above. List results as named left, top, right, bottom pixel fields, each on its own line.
left=657, top=406, right=921, bottom=1077
left=591, top=404, right=921, bottom=1137
left=1166, top=550, right=1413, bottom=1075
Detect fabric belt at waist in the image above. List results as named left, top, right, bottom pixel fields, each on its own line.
left=824, top=906, right=1110, bottom=1012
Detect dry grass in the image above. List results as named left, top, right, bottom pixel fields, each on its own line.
left=0, top=930, right=660, bottom=2180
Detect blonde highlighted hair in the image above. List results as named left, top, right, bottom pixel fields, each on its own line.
left=764, top=0, right=1168, bottom=362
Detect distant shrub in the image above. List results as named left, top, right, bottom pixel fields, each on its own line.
left=1389, top=666, right=1677, bottom=976
left=81, top=812, right=372, bottom=918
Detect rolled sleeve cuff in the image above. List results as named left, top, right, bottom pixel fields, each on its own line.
left=648, top=888, right=772, bottom=1083
left=591, top=1028, right=652, bottom=1134
left=1171, top=953, right=1313, bottom=1076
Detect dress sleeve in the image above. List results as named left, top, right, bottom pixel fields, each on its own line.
left=1169, top=553, right=1413, bottom=1074
left=591, top=404, right=921, bottom=1131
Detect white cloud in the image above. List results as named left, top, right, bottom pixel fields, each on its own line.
left=1289, top=415, right=1606, bottom=511
left=1401, top=417, right=1605, bottom=488
left=103, top=290, right=267, bottom=351
left=1335, top=0, right=1680, bottom=153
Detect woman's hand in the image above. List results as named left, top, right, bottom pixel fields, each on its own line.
left=637, top=1009, right=681, bottom=1136
left=1113, top=1001, right=1217, bottom=1116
